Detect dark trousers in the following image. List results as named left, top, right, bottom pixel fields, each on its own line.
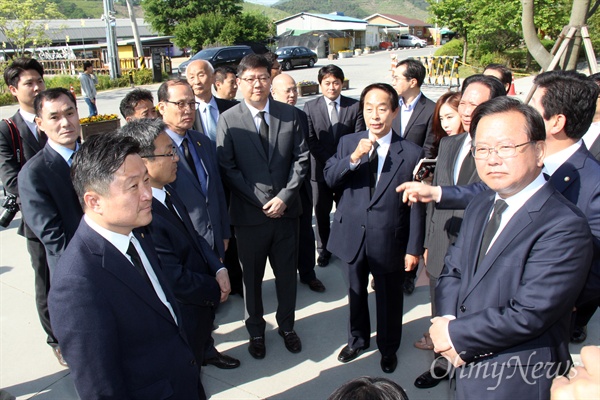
left=346, top=245, right=404, bottom=356
left=26, top=236, right=58, bottom=347
left=180, top=304, right=212, bottom=400
left=298, top=182, right=316, bottom=283
left=574, top=297, right=600, bottom=327
left=311, top=180, right=334, bottom=255
left=236, top=218, right=299, bottom=337
left=224, top=231, right=244, bottom=294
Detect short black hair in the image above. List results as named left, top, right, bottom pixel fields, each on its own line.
left=71, top=134, right=140, bottom=209
left=237, top=53, right=270, bottom=77
left=157, top=78, right=191, bottom=102
left=589, top=72, right=600, bottom=86
left=116, top=118, right=167, bottom=157
left=3, top=57, right=44, bottom=88
left=471, top=96, right=546, bottom=142
left=214, top=66, right=237, bottom=86
left=360, top=83, right=399, bottom=112
left=120, top=88, right=155, bottom=118
left=461, top=74, right=507, bottom=98
left=534, top=70, right=599, bottom=139
left=484, top=63, right=512, bottom=87
left=327, top=377, right=409, bottom=400
left=82, top=61, right=93, bottom=71
left=34, top=88, right=77, bottom=117
left=396, top=58, right=426, bottom=87
left=318, top=64, right=344, bottom=84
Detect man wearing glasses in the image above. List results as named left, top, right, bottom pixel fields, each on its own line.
left=217, top=54, right=309, bottom=359
left=156, top=79, right=239, bottom=370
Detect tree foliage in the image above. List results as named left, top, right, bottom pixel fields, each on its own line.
left=142, top=0, right=243, bottom=35
left=0, top=0, right=65, bottom=57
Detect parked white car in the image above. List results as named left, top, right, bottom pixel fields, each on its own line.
left=398, top=34, right=427, bottom=48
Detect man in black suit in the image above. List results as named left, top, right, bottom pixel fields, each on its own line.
left=584, top=73, right=600, bottom=160
left=271, top=73, right=325, bottom=293
left=391, top=58, right=437, bottom=294
left=186, top=60, right=244, bottom=296
left=304, top=64, right=365, bottom=267
left=325, top=83, right=425, bottom=373
left=118, top=119, right=238, bottom=394
left=214, top=66, right=239, bottom=101
left=18, top=88, right=84, bottom=366
left=0, top=58, right=54, bottom=359
left=50, top=134, right=203, bottom=399
left=156, top=79, right=238, bottom=369
left=119, top=88, right=158, bottom=121
left=217, top=54, right=309, bottom=359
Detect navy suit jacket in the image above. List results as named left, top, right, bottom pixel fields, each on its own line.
left=587, top=134, right=600, bottom=161
left=18, top=144, right=83, bottom=271
left=324, top=131, right=425, bottom=271
left=147, top=189, right=221, bottom=308
left=436, top=183, right=592, bottom=397
left=49, top=219, right=201, bottom=400
left=168, top=129, right=230, bottom=258
left=0, top=112, right=47, bottom=238
left=439, top=144, right=600, bottom=304
left=392, top=93, right=436, bottom=158
left=193, top=97, right=238, bottom=138
left=304, top=95, right=365, bottom=182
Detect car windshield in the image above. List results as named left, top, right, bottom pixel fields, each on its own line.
left=276, top=48, right=293, bottom=55
left=191, top=48, right=219, bottom=60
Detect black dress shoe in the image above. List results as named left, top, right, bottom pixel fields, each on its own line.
left=302, top=278, right=326, bottom=292
left=337, top=345, right=367, bottom=363
left=202, top=352, right=240, bottom=369
left=571, top=325, right=587, bottom=343
left=380, top=354, right=398, bottom=373
left=52, top=346, right=68, bottom=367
left=414, top=368, right=449, bottom=389
left=278, top=329, right=302, bottom=353
left=248, top=336, right=266, bottom=359
left=317, top=254, right=330, bottom=267
left=403, top=276, right=415, bottom=295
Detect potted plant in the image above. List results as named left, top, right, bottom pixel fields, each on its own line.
left=80, top=114, right=121, bottom=141
left=297, top=80, right=319, bottom=96
left=338, top=50, right=353, bottom=59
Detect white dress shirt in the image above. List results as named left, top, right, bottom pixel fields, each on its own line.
left=398, top=92, right=422, bottom=137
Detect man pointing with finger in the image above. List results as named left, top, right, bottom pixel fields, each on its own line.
left=324, top=83, right=425, bottom=373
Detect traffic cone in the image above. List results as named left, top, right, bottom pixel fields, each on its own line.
left=70, top=84, right=77, bottom=100
left=508, top=78, right=516, bottom=96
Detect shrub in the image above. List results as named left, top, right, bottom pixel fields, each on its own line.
left=0, top=92, right=15, bottom=107
left=435, top=39, right=464, bottom=58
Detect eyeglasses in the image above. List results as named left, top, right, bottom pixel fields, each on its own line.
left=240, top=76, right=270, bottom=85
left=141, top=146, right=178, bottom=160
left=164, top=100, right=198, bottom=110
left=471, top=141, right=535, bottom=160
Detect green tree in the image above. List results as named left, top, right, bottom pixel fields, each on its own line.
left=428, top=0, right=473, bottom=62
left=142, top=0, right=243, bottom=35
left=0, top=0, right=64, bottom=57
left=217, top=12, right=273, bottom=45
left=172, top=12, right=228, bottom=51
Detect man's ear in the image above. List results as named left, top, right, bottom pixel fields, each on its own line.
left=546, top=114, right=566, bottom=136
left=84, top=190, right=103, bottom=214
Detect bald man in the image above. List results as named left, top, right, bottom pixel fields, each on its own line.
left=271, top=74, right=325, bottom=293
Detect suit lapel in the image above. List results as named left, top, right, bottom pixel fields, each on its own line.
left=370, top=133, right=404, bottom=205
left=588, top=135, right=600, bottom=160
left=239, top=102, right=268, bottom=162
left=549, top=145, right=586, bottom=195
left=267, top=101, right=282, bottom=162
left=448, top=133, right=468, bottom=182
left=189, top=130, right=211, bottom=188
left=14, top=113, right=43, bottom=154
left=403, top=97, right=424, bottom=139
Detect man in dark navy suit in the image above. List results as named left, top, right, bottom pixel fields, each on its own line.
left=18, top=88, right=84, bottom=366
left=325, top=83, right=424, bottom=373
left=49, top=134, right=202, bottom=399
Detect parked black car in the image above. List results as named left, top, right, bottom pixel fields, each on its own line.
left=178, top=45, right=254, bottom=78
left=275, top=46, right=318, bottom=71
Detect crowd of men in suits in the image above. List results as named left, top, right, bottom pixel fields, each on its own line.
left=1, top=54, right=599, bottom=399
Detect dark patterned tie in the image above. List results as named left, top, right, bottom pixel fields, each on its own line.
left=369, top=141, right=380, bottom=198
left=126, top=240, right=153, bottom=287
left=457, top=151, right=475, bottom=185
left=258, top=111, right=269, bottom=157
left=181, top=137, right=198, bottom=180
left=476, top=199, right=508, bottom=271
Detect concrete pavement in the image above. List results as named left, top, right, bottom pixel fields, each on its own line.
left=1, top=49, right=598, bottom=399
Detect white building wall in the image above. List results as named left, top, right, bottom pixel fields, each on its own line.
left=276, top=15, right=367, bottom=36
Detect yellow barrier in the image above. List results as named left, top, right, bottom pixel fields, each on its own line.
left=415, top=56, right=461, bottom=89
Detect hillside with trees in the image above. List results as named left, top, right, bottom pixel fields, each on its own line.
left=271, top=0, right=429, bottom=20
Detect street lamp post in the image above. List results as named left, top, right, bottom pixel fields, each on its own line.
left=102, top=0, right=119, bottom=79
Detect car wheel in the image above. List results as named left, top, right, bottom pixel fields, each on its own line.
left=283, top=61, right=292, bottom=71
left=308, top=58, right=315, bottom=68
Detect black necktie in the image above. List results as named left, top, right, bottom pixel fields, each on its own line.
left=457, top=151, right=475, bottom=185
left=127, top=240, right=153, bottom=287
left=369, top=141, right=380, bottom=198
left=258, top=111, right=269, bottom=157
left=476, top=199, right=508, bottom=270
left=164, top=191, right=187, bottom=230
left=181, top=137, right=199, bottom=180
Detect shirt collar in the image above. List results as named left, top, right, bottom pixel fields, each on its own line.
left=324, top=96, right=340, bottom=107
left=369, top=130, right=393, bottom=146
left=19, top=109, right=36, bottom=123
left=399, top=92, right=422, bottom=111
left=47, top=139, right=78, bottom=164
left=165, top=128, right=185, bottom=147
left=495, top=172, right=546, bottom=206
left=196, top=96, right=217, bottom=111
left=84, top=214, right=133, bottom=256
left=543, top=140, right=582, bottom=176
left=151, top=187, right=167, bottom=205
left=245, top=99, right=270, bottom=119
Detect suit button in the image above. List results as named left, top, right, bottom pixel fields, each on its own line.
left=190, top=359, right=197, bottom=365
left=361, top=225, right=365, bottom=229
left=207, top=224, right=212, bottom=230
left=460, top=305, right=466, bottom=312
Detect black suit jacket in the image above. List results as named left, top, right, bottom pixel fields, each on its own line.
left=18, top=144, right=83, bottom=270
left=193, top=97, right=238, bottom=136
left=587, top=134, right=600, bottom=161
left=0, top=111, right=46, bottom=237
left=49, top=219, right=201, bottom=399
left=304, top=95, right=365, bottom=182
left=392, top=93, right=436, bottom=158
